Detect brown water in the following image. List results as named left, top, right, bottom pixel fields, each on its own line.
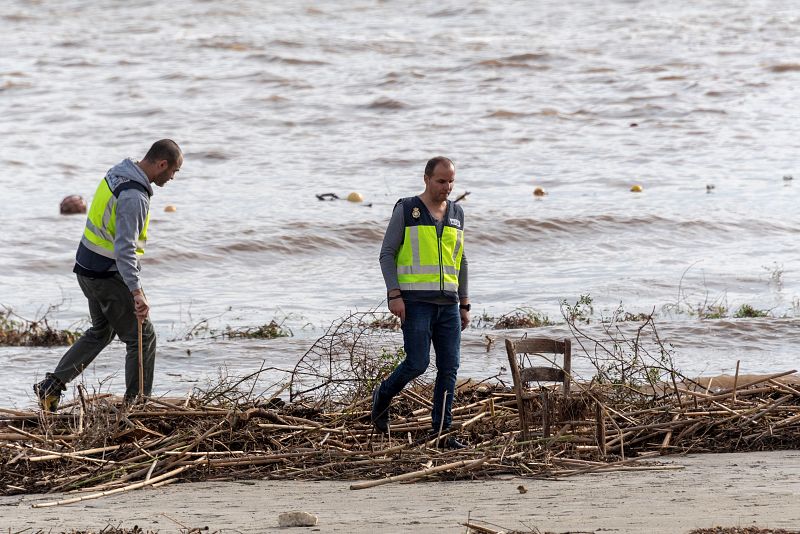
left=2, top=0, right=800, bottom=406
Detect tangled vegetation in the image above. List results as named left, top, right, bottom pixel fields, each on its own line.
left=0, top=305, right=82, bottom=347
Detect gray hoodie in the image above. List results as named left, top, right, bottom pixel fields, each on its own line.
left=74, top=158, right=154, bottom=292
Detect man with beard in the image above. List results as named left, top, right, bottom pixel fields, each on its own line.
left=34, top=139, right=183, bottom=410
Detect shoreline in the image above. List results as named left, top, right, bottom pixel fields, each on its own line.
left=3, top=451, right=799, bottom=533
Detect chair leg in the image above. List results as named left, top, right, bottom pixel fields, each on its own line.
left=505, top=339, right=530, bottom=442
left=595, top=400, right=606, bottom=457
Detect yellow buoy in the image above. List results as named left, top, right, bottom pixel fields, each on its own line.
left=164, top=205, right=177, bottom=212
left=347, top=192, right=364, bottom=203
left=630, top=184, right=643, bottom=193
left=533, top=187, right=546, bottom=197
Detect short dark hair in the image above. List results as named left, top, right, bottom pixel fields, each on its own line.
left=143, top=139, right=182, bottom=166
left=424, top=156, right=454, bottom=177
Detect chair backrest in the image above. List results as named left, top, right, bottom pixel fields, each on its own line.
left=505, top=337, right=571, bottom=396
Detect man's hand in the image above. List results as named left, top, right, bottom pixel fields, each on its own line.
left=388, top=292, right=405, bottom=324
left=460, top=308, right=470, bottom=331
left=132, top=289, right=150, bottom=321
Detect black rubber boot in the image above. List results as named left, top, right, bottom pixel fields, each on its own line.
left=371, top=384, right=391, bottom=433
left=33, top=373, right=66, bottom=412
left=427, top=430, right=467, bottom=449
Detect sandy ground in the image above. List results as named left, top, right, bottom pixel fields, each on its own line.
left=2, top=451, right=799, bottom=534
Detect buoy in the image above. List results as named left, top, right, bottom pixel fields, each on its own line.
left=630, top=184, right=643, bottom=193
left=706, top=184, right=715, bottom=191
left=59, top=195, right=87, bottom=215
left=164, top=205, right=177, bottom=212
left=533, top=187, right=546, bottom=197
left=347, top=192, right=364, bottom=203
left=783, top=175, right=793, bottom=181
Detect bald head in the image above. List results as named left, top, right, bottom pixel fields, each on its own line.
left=424, top=156, right=454, bottom=178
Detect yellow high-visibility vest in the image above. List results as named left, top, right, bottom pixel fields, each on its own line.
left=395, top=197, right=464, bottom=298
left=80, top=178, right=150, bottom=259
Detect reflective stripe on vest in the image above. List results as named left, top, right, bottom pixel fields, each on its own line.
left=80, top=178, right=149, bottom=259
left=396, top=224, right=464, bottom=294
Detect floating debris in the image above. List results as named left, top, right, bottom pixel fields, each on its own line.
left=59, top=195, right=87, bottom=215
left=454, top=191, right=471, bottom=203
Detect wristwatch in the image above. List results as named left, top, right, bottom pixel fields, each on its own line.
left=459, top=303, right=471, bottom=311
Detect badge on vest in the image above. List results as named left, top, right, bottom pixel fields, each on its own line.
left=412, top=207, right=421, bottom=219
left=449, top=218, right=461, bottom=228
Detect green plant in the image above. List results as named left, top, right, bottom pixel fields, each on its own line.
left=366, top=347, right=406, bottom=391
left=563, top=298, right=682, bottom=401
left=603, top=303, right=652, bottom=324
left=222, top=319, right=292, bottom=339
left=561, top=295, right=594, bottom=324
left=472, top=311, right=497, bottom=329
left=492, top=307, right=554, bottom=329
left=697, top=303, right=728, bottom=319
left=733, top=304, right=769, bottom=318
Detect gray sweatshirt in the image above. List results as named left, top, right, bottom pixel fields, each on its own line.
left=379, top=201, right=469, bottom=303
left=110, top=159, right=153, bottom=291
left=74, top=158, right=153, bottom=292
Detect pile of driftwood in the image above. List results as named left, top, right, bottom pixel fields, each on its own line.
left=2, top=367, right=799, bottom=504
left=2, top=311, right=799, bottom=505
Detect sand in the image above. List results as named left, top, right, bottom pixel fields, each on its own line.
left=2, top=451, right=799, bottom=534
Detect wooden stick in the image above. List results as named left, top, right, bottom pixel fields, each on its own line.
left=661, top=413, right=680, bottom=450
left=349, top=457, right=488, bottom=490
left=461, top=522, right=503, bottom=534
left=732, top=360, right=740, bottom=404
left=32, top=460, right=201, bottom=508
left=745, top=394, right=794, bottom=425
left=555, top=451, right=660, bottom=478
left=767, top=378, right=800, bottom=397
left=138, top=318, right=144, bottom=399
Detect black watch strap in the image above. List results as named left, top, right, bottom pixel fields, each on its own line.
left=459, top=303, right=471, bottom=311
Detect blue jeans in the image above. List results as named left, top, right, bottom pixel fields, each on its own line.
left=379, top=301, right=461, bottom=430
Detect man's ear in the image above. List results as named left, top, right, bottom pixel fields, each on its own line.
left=158, top=160, right=169, bottom=171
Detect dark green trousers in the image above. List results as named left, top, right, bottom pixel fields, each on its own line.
left=53, top=274, right=156, bottom=400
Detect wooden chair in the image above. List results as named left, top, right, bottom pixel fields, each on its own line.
left=505, top=337, right=571, bottom=441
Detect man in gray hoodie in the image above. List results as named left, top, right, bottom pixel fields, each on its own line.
left=34, top=139, right=183, bottom=410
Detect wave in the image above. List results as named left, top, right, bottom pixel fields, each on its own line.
left=248, top=54, right=328, bottom=66
left=767, top=63, right=800, bottom=73
left=184, top=150, right=230, bottom=161
left=366, top=97, right=407, bottom=110
left=485, top=108, right=580, bottom=119
left=475, top=59, right=550, bottom=70
left=269, top=39, right=304, bottom=48
left=198, top=225, right=387, bottom=258
left=429, top=8, right=467, bottom=17
left=0, top=80, right=32, bottom=91
left=465, top=214, right=800, bottom=247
